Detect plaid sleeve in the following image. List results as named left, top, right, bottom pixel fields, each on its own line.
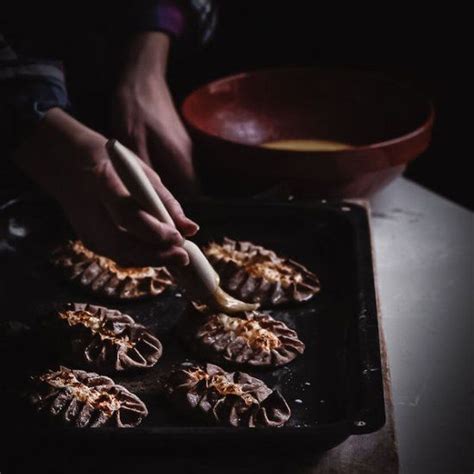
left=0, top=34, right=69, bottom=152
left=128, top=0, right=217, bottom=45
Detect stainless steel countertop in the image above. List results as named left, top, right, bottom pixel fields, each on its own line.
left=370, top=178, right=473, bottom=474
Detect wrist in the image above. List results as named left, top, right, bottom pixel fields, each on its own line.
left=15, top=108, right=106, bottom=176
left=44, top=108, right=105, bottom=146
left=120, top=32, right=170, bottom=85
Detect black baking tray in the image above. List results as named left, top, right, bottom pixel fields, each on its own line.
left=0, top=195, right=384, bottom=452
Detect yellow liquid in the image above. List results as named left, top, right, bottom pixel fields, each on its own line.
left=261, top=139, right=352, bottom=152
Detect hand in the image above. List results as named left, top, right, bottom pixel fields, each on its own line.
left=112, top=32, right=198, bottom=195
left=13, top=108, right=198, bottom=267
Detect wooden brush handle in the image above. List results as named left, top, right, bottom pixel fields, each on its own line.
left=106, top=139, right=219, bottom=294
left=106, top=140, right=175, bottom=227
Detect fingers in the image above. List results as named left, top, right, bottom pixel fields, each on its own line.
left=95, top=160, right=182, bottom=243
left=154, top=245, right=190, bottom=267
left=87, top=230, right=189, bottom=268
left=103, top=134, right=199, bottom=238
left=65, top=195, right=189, bottom=267
left=109, top=238, right=189, bottom=268
left=157, top=184, right=200, bottom=237
left=105, top=196, right=184, bottom=247
left=127, top=133, right=152, bottom=168
left=140, top=162, right=200, bottom=237
left=88, top=161, right=190, bottom=266
left=111, top=116, right=152, bottom=167
left=92, top=141, right=198, bottom=270
left=149, top=137, right=201, bottom=196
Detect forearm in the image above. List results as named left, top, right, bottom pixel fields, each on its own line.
left=112, top=29, right=196, bottom=194
left=119, top=32, right=170, bottom=88
left=13, top=108, right=106, bottom=204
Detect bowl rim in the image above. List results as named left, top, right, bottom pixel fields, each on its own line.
left=181, top=66, right=435, bottom=157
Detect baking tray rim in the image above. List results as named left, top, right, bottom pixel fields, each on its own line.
left=1, top=198, right=386, bottom=440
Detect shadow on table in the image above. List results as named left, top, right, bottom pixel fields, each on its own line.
left=4, top=452, right=327, bottom=474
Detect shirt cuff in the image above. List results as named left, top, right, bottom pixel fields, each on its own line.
left=130, top=1, right=188, bottom=38
left=0, top=63, right=70, bottom=152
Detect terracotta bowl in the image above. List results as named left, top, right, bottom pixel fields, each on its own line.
left=182, top=68, right=434, bottom=198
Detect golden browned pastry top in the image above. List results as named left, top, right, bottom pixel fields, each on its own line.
left=206, top=242, right=300, bottom=285
left=59, top=308, right=135, bottom=349
left=38, top=367, right=121, bottom=416
left=51, top=240, right=174, bottom=299
left=165, top=362, right=291, bottom=427
left=179, top=303, right=304, bottom=367
left=30, top=366, right=148, bottom=428
left=204, top=238, right=320, bottom=306
left=65, top=241, right=154, bottom=279
left=205, top=312, right=282, bottom=351
left=183, top=366, right=257, bottom=406
left=48, top=303, right=163, bottom=372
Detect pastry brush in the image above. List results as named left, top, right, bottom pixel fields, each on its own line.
left=106, top=139, right=259, bottom=314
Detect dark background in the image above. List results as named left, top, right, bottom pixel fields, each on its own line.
left=174, top=2, right=467, bottom=208
left=0, top=2, right=466, bottom=209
